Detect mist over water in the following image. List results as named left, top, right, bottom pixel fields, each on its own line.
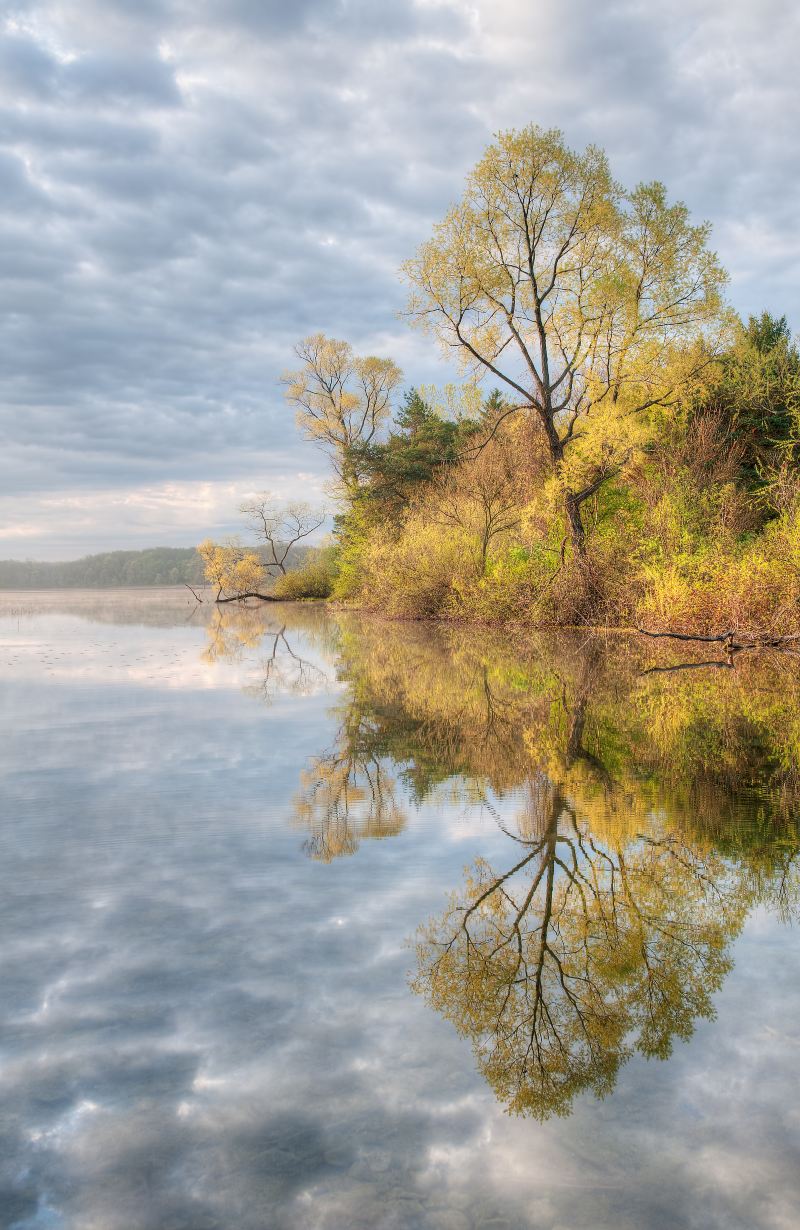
left=0, top=591, right=798, bottom=1230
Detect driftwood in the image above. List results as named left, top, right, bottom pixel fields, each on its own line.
left=641, top=658, right=735, bottom=675
left=184, top=582, right=205, bottom=603
left=636, top=627, right=800, bottom=652
left=215, top=591, right=281, bottom=603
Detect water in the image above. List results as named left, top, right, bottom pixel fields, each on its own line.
left=0, top=591, right=798, bottom=1230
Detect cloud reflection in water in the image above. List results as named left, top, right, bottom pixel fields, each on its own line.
left=0, top=595, right=799, bottom=1229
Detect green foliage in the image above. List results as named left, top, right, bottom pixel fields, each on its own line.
left=350, top=388, right=483, bottom=519
left=272, top=547, right=338, bottom=600
left=330, top=502, right=376, bottom=602
left=711, top=311, right=800, bottom=488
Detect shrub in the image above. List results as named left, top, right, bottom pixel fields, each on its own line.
left=636, top=504, right=800, bottom=635
left=272, top=547, right=337, bottom=600
left=353, top=515, right=474, bottom=619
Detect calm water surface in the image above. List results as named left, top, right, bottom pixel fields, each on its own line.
left=0, top=591, right=799, bottom=1230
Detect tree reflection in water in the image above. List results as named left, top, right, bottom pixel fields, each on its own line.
left=202, top=607, right=800, bottom=1116
left=202, top=605, right=408, bottom=861
left=413, top=775, right=748, bottom=1119
left=294, top=736, right=406, bottom=862
left=203, top=605, right=329, bottom=699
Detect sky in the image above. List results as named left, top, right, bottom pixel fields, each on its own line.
left=1, top=0, right=799, bottom=560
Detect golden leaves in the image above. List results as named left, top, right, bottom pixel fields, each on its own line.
left=197, top=538, right=266, bottom=598
left=401, top=123, right=730, bottom=523
left=283, top=333, right=402, bottom=493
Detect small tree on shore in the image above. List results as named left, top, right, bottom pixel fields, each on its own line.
left=197, top=539, right=268, bottom=602
left=198, top=501, right=326, bottom=603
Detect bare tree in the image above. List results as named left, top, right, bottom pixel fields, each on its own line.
left=429, top=437, right=523, bottom=574
left=240, top=496, right=326, bottom=574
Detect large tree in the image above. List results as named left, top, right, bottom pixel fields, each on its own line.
left=403, top=125, right=729, bottom=555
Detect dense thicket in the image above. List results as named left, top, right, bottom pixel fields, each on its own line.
left=316, top=311, right=800, bottom=632
left=274, top=309, right=800, bottom=631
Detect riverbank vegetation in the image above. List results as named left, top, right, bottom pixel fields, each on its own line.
left=205, top=126, right=800, bottom=633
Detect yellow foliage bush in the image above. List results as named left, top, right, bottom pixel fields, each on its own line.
left=637, top=506, right=800, bottom=634
left=197, top=539, right=266, bottom=598
left=272, top=548, right=337, bottom=600
left=353, top=514, right=474, bottom=618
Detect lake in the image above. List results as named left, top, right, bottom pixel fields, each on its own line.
left=0, top=590, right=798, bottom=1230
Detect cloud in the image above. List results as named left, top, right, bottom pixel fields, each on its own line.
left=0, top=473, right=329, bottom=556
left=0, top=0, right=798, bottom=557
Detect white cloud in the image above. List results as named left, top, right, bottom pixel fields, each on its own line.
left=0, top=474, right=329, bottom=557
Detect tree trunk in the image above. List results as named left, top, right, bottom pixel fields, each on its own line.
left=564, top=492, right=587, bottom=557
left=540, top=422, right=587, bottom=559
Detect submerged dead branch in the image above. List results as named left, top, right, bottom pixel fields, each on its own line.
left=637, top=627, right=800, bottom=653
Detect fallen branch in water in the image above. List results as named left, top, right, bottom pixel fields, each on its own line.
left=184, top=583, right=205, bottom=603
left=216, top=591, right=281, bottom=603
left=637, top=627, right=734, bottom=644
left=636, top=628, right=800, bottom=651
left=641, top=658, right=735, bottom=675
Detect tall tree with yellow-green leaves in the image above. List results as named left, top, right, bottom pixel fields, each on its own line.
left=403, top=125, right=730, bottom=556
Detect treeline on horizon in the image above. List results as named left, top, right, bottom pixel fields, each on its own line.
left=0, top=547, right=207, bottom=589
left=0, top=543, right=315, bottom=591
left=258, top=126, right=800, bottom=634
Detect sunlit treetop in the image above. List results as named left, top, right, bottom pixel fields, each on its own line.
left=403, top=124, right=731, bottom=551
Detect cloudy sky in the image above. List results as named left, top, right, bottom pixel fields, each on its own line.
left=1, top=0, right=799, bottom=559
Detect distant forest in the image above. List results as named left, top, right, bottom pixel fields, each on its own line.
left=0, top=543, right=313, bottom=590
left=0, top=548, right=207, bottom=589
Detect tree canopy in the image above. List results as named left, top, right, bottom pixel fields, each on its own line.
left=283, top=333, right=403, bottom=496
left=403, top=125, right=729, bottom=552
